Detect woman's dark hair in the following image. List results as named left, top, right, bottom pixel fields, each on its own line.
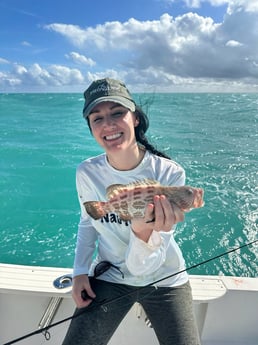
left=134, top=108, right=171, bottom=160
left=86, top=106, right=171, bottom=160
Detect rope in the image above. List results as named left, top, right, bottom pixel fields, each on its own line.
left=3, top=238, right=258, bottom=345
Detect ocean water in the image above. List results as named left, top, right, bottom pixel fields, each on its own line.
left=0, top=93, right=257, bottom=277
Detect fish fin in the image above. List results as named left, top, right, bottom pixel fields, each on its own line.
left=131, top=178, right=160, bottom=187
left=106, top=178, right=160, bottom=199
left=106, top=184, right=126, bottom=199
left=84, top=201, right=107, bottom=220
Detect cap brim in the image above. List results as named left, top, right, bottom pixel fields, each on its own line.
left=83, top=96, right=135, bottom=118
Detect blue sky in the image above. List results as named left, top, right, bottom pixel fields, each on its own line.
left=0, top=0, right=258, bottom=92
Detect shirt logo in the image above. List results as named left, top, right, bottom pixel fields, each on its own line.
left=100, top=212, right=131, bottom=226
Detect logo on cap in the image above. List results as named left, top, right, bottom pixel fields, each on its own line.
left=89, top=82, right=121, bottom=97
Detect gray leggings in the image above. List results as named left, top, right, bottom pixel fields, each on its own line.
left=62, top=279, right=201, bottom=345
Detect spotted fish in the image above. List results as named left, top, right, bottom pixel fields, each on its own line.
left=84, top=179, right=204, bottom=221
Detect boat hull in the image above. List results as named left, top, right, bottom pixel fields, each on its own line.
left=1, top=264, right=257, bottom=345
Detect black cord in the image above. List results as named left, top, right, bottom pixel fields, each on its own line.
left=3, top=238, right=258, bottom=345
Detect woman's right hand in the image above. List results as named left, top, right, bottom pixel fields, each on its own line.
left=72, top=274, right=96, bottom=308
left=131, top=195, right=184, bottom=242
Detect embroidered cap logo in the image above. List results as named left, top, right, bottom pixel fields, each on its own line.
left=89, top=82, right=121, bottom=97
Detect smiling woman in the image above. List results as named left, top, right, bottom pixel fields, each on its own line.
left=61, top=77, right=201, bottom=345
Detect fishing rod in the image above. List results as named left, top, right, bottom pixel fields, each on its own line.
left=3, top=238, right=258, bottom=345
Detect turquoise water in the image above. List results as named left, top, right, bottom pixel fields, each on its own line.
left=0, top=93, right=257, bottom=277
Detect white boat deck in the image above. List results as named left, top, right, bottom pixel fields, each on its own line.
left=0, top=264, right=73, bottom=297
left=1, top=263, right=257, bottom=345
left=0, top=263, right=227, bottom=300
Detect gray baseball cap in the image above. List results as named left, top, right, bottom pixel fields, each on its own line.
left=83, top=78, right=136, bottom=118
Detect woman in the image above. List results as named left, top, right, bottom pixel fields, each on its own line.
left=62, top=78, right=201, bottom=344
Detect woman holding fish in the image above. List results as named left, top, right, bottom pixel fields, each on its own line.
left=62, top=78, right=203, bottom=345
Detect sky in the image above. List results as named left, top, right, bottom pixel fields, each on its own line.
left=0, top=0, right=258, bottom=93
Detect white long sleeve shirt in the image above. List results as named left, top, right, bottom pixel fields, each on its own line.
left=73, top=150, right=189, bottom=287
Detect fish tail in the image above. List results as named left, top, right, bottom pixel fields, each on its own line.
left=84, top=201, right=108, bottom=220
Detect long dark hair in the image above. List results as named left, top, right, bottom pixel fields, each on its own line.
left=134, top=107, right=171, bottom=160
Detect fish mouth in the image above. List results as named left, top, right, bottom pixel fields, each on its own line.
left=104, top=132, right=123, bottom=141
left=193, top=188, right=205, bottom=208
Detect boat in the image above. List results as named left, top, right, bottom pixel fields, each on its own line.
left=1, top=263, right=257, bottom=345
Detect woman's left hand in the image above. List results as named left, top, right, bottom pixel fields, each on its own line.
left=131, top=195, right=184, bottom=242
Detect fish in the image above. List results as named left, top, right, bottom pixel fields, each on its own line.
left=84, top=179, right=204, bottom=221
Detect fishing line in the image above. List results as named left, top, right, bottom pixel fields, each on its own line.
left=3, top=238, right=258, bottom=345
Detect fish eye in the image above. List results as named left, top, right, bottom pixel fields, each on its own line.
left=186, top=188, right=194, bottom=196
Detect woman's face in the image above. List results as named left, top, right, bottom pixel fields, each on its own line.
left=88, top=101, right=138, bottom=154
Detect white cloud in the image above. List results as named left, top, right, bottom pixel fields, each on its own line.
left=170, top=0, right=258, bottom=12
left=48, top=64, right=84, bottom=85
left=2, top=2, right=258, bottom=92
left=0, top=57, right=10, bottom=64
left=45, top=23, right=89, bottom=47
left=225, top=40, right=243, bottom=47
left=44, top=10, right=258, bottom=82
left=0, top=71, right=21, bottom=86
left=167, top=0, right=228, bottom=9
left=227, top=0, right=258, bottom=14
left=21, top=41, right=31, bottom=47
left=13, top=64, right=28, bottom=75
left=0, top=63, right=86, bottom=91
left=65, top=52, right=96, bottom=66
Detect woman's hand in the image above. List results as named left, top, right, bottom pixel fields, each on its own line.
left=72, top=274, right=96, bottom=308
left=131, top=195, right=185, bottom=242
